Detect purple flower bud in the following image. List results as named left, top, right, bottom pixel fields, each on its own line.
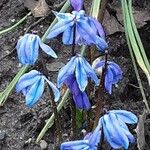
left=70, top=0, right=84, bottom=11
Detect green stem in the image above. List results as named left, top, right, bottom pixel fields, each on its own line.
left=121, top=0, right=150, bottom=112
left=36, top=89, right=70, bottom=143
left=36, top=0, right=103, bottom=143
left=0, top=12, right=32, bottom=36
left=128, top=0, right=150, bottom=76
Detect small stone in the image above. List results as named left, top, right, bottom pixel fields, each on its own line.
left=11, top=19, right=15, bottom=22
left=0, top=131, right=6, bottom=140
left=40, top=140, right=48, bottom=150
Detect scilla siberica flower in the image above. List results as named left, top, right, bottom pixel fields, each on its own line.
left=101, top=110, right=138, bottom=149
left=57, top=55, right=99, bottom=91
left=93, top=60, right=123, bottom=94
left=61, top=110, right=138, bottom=150
left=16, top=33, right=57, bottom=65
left=46, top=10, right=108, bottom=51
left=57, top=55, right=98, bottom=109
left=16, top=70, right=60, bottom=107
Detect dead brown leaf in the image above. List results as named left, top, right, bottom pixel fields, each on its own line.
left=135, top=109, right=148, bottom=150
left=23, top=0, right=50, bottom=17
left=103, top=4, right=150, bottom=35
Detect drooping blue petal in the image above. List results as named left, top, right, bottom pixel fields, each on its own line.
left=62, top=26, right=74, bottom=45
left=88, top=119, right=102, bottom=148
left=118, top=119, right=135, bottom=143
left=77, top=19, right=108, bottom=51
left=110, top=110, right=138, bottom=124
left=73, top=92, right=91, bottom=109
left=28, top=35, right=39, bottom=64
left=17, top=34, right=29, bottom=64
left=39, top=41, right=57, bottom=58
left=95, top=36, right=108, bottom=52
left=16, top=70, right=40, bottom=92
left=80, top=56, right=99, bottom=86
left=44, top=77, right=60, bottom=102
left=75, top=57, right=88, bottom=91
left=25, top=77, right=45, bottom=107
left=57, top=56, right=76, bottom=88
left=61, top=140, right=89, bottom=150
left=102, top=113, right=129, bottom=149
left=88, top=17, right=105, bottom=39
left=94, top=60, right=105, bottom=69
left=47, top=20, right=74, bottom=39
left=70, top=0, right=83, bottom=11
left=105, top=67, right=114, bottom=94
left=65, top=75, right=80, bottom=96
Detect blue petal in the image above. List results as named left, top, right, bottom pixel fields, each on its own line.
left=105, top=66, right=114, bottom=94
left=88, top=120, right=102, bottom=148
left=61, top=140, right=89, bottom=150
left=73, top=92, right=91, bottom=110
left=95, top=36, right=108, bottom=52
left=110, top=110, right=138, bottom=124
left=88, top=17, right=105, bottom=39
left=53, top=11, right=73, bottom=21
left=81, top=57, right=99, bottom=86
left=39, top=41, right=57, bottom=58
left=44, top=77, right=60, bottom=102
left=65, top=75, right=80, bottom=95
left=47, top=20, right=74, bottom=39
left=118, top=119, right=135, bottom=143
left=57, top=56, right=76, bottom=88
left=28, top=35, right=39, bottom=64
left=94, top=60, right=105, bottom=69
left=102, top=113, right=129, bottom=149
left=109, top=62, right=122, bottom=84
left=25, top=77, right=45, bottom=107
left=75, top=57, right=88, bottom=91
left=16, top=34, right=29, bottom=64
left=16, top=70, right=40, bottom=92
left=62, top=26, right=74, bottom=45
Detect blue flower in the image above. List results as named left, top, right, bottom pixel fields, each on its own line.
left=65, top=75, right=91, bottom=109
left=16, top=70, right=60, bottom=107
left=70, top=0, right=83, bottom=11
left=100, top=110, right=138, bottom=149
left=61, top=110, right=137, bottom=150
left=16, top=33, right=57, bottom=65
left=93, top=60, right=123, bottom=94
left=47, top=10, right=108, bottom=51
left=57, top=54, right=99, bottom=92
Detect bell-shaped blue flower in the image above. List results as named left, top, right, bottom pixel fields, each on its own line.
left=100, top=110, right=138, bottom=149
left=70, top=0, right=83, bottom=11
left=65, top=75, right=91, bottom=109
left=57, top=54, right=99, bottom=92
left=16, top=70, right=60, bottom=107
left=93, top=60, right=123, bottom=94
left=16, top=33, right=57, bottom=65
left=47, top=10, right=108, bottom=51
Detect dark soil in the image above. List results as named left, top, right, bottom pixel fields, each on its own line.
left=0, top=0, right=150, bottom=150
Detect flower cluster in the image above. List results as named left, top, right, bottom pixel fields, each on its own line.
left=14, top=0, right=138, bottom=149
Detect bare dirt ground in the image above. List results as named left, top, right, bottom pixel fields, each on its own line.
left=0, top=0, right=150, bottom=149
